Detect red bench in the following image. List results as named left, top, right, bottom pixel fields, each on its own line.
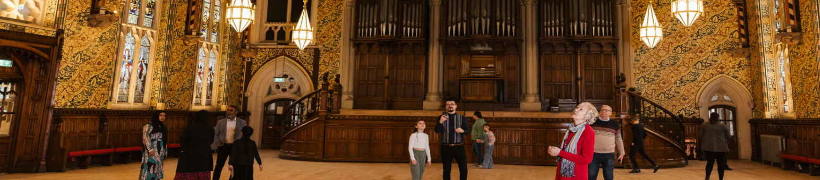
left=780, top=153, right=820, bottom=176
left=66, top=144, right=182, bottom=169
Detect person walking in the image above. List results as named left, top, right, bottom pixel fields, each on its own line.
left=211, top=106, right=247, bottom=180
left=700, top=112, right=731, bottom=180
left=175, top=110, right=215, bottom=180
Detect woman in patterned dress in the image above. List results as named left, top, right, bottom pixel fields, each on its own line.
left=140, top=111, right=169, bottom=180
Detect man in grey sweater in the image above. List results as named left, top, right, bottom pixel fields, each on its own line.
left=699, top=112, right=731, bottom=180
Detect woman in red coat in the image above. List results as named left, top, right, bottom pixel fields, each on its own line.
left=549, top=102, right=597, bottom=180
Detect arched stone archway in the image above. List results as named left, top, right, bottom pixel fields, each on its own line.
left=697, top=75, right=753, bottom=160
left=246, top=56, right=314, bottom=144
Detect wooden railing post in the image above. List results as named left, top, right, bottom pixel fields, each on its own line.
left=318, top=73, right=330, bottom=115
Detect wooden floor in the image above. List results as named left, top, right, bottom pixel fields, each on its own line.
left=0, top=150, right=815, bottom=180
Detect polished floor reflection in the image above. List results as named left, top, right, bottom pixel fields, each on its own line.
left=0, top=150, right=814, bottom=180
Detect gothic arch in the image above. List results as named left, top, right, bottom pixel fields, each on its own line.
left=246, top=56, right=314, bottom=144
left=697, top=75, right=753, bottom=159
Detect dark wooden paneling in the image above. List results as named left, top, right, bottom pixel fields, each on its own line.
left=540, top=42, right=577, bottom=111
left=387, top=43, right=426, bottom=109
left=353, top=43, right=427, bottom=110
left=353, top=44, right=388, bottom=109
left=750, top=119, right=820, bottom=162
left=280, top=114, right=688, bottom=167
left=45, top=109, right=227, bottom=172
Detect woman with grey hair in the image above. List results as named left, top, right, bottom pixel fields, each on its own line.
left=548, top=102, right=597, bottom=180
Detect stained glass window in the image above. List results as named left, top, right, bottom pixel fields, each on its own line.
left=143, top=0, right=157, bottom=27
left=778, top=47, right=790, bottom=112
left=118, top=33, right=136, bottom=102
left=194, top=48, right=206, bottom=105
left=134, top=37, right=151, bottom=103
left=114, top=0, right=160, bottom=106
left=206, top=51, right=217, bottom=105
left=128, top=0, right=142, bottom=24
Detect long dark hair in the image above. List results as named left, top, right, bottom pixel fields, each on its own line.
left=150, top=111, right=169, bottom=143
left=709, top=112, right=720, bottom=124
left=241, top=126, right=254, bottom=140
left=191, top=110, right=209, bottom=126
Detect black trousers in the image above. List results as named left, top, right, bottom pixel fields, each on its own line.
left=629, top=143, right=656, bottom=170
left=704, top=151, right=727, bottom=180
left=230, top=164, right=253, bottom=180
left=440, top=145, right=468, bottom=180
left=213, top=144, right=233, bottom=180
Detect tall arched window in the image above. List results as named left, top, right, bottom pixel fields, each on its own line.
left=112, top=0, right=159, bottom=108
left=194, top=0, right=222, bottom=108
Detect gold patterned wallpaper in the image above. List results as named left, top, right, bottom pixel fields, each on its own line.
left=631, top=0, right=756, bottom=117
left=52, top=0, right=234, bottom=110
left=53, top=0, right=121, bottom=108
left=788, top=0, right=820, bottom=118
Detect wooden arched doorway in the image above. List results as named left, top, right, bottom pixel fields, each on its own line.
left=0, top=30, right=62, bottom=172
left=262, top=98, right=297, bottom=149
left=0, top=52, right=22, bottom=172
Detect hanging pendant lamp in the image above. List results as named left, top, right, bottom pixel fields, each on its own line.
left=640, top=3, right=663, bottom=48
left=292, top=0, right=313, bottom=50
left=671, top=0, right=704, bottom=26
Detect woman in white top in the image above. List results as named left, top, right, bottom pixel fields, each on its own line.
left=409, top=120, right=431, bottom=180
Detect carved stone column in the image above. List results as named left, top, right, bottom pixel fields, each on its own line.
left=341, top=0, right=355, bottom=109
left=423, top=0, right=443, bottom=110
left=520, top=0, right=542, bottom=111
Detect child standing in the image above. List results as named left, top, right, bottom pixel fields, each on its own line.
left=409, top=120, right=431, bottom=180
left=228, top=126, right=262, bottom=180
left=480, top=124, right=495, bottom=169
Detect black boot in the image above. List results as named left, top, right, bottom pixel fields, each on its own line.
left=629, top=169, right=641, bottom=173
left=653, top=165, right=660, bottom=173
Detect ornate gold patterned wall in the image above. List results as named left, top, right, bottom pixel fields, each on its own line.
left=52, top=0, right=236, bottom=110
left=53, top=0, right=121, bottom=108
left=789, top=0, right=820, bottom=118
left=631, top=0, right=756, bottom=117
left=745, top=0, right=820, bottom=118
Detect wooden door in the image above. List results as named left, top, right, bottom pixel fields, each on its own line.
left=387, top=44, right=426, bottom=109
left=262, top=99, right=295, bottom=149
left=579, top=43, right=616, bottom=106
left=354, top=44, right=388, bottom=109
left=540, top=43, right=577, bottom=111
left=354, top=43, right=426, bottom=109
left=709, top=105, right=739, bottom=159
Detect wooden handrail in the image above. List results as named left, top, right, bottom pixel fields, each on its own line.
left=625, top=90, right=688, bottom=162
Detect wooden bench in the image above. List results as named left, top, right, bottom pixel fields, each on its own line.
left=780, top=154, right=820, bottom=176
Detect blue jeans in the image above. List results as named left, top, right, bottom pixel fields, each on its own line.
left=589, top=153, right=615, bottom=180
left=472, top=142, right=484, bottom=164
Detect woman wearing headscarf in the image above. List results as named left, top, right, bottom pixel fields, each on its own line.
left=548, top=102, right=597, bottom=180
left=175, top=110, right=215, bottom=180
left=141, top=111, right=169, bottom=180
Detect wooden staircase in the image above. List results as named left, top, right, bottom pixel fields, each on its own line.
left=621, top=88, right=692, bottom=167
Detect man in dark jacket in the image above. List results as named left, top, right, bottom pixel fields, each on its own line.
left=436, top=100, right=470, bottom=180
left=629, top=117, right=659, bottom=173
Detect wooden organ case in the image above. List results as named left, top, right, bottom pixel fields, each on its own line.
left=353, top=0, right=428, bottom=109
left=441, top=0, right=521, bottom=110
left=538, top=0, right=618, bottom=111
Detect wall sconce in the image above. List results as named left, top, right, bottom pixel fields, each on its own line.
left=87, top=0, right=117, bottom=27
